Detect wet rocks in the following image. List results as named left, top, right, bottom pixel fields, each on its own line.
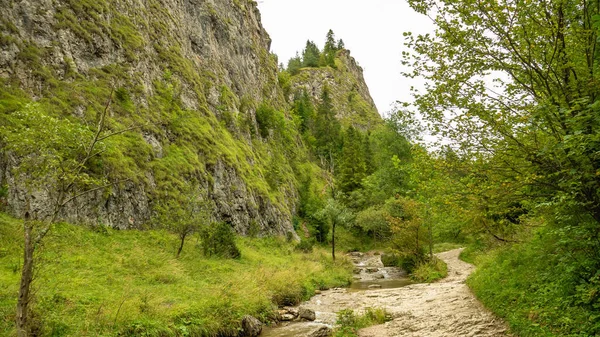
left=368, top=284, right=382, bottom=289
left=308, top=326, right=332, bottom=337
left=241, top=315, right=262, bottom=337
left=278, top=308, right=298, bottom=321
left=298, top=307, right=316, bottom=321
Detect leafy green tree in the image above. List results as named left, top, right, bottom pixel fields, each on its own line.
left=317, top=197, right=354, bottom=260
left=385, top=197, right=428, bottom=272
left=302, top=40, right=321, bottom=68
left=2, top=98, right=126, bottom=336
left=405, top=0, right=600, bottom=325
left=154, top=187, right=212, bottom=258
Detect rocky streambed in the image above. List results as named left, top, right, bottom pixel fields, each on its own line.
left=260, top=251, right=413, bottom=337
left=260, top=249, right=510, bottom=337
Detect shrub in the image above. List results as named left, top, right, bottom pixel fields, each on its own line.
left=411, top=257, right=448, bottom=283
left=295, top=238, right=314, bottom=253
left=334, top=308, right=390, bottom=337
left=199, top=222, right=241, bottom=259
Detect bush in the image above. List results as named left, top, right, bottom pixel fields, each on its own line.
left=199, top=222, right=241, bottom=259
left=295, top=238, right=314, bottom=253
left=380, top=252, right=401, bottom=267
left=334, top=308, right=390, bottom=337
left=411, top=257, right=448, bottom=283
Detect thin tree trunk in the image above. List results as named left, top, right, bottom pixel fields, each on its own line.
left=331, top=222, right=336, bottom=261
left=16, top=221, right=34, bottom=337
left=176, top=233, right=187, bottom=258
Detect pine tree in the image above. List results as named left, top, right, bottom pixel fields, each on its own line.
left=293, top=90, right=315, bottom=133
left=314, top=85, right=341, bottom=168
left=287, top=52, right=302, bottom=75
left=322, top=29, right=337, bottom=68
left=338, top=126, right=367, bottom=193
left=302, top=40, right=321, bottom=68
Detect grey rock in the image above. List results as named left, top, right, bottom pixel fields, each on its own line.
left=241, top=315, right=262, bottom=337
left=308, top=326, right=332, bottom=337
left=298, top=307, right=316, bottom=321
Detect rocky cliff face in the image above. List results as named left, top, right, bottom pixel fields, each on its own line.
left=0, top=0, right=297, bottom=235
left=289, top=50, right=381, bottom=130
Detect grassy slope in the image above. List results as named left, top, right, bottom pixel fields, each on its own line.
left=0, top=213, right=352, bottom=336
left=464, top=238, right=599, bottom=337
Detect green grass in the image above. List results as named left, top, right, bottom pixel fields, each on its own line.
left=432, top=242, right=463, bottom=253
left=467, top=235, right=600, bottom=337
left=0, top=213, right=352, bottom=336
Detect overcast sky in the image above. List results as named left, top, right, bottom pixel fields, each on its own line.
left=256, top=0, right=435, bottom=117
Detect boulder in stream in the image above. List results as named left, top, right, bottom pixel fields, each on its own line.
left=241, top=315, right=262, bottom=337
left=298, top=307, right=316, bottom=321
left=308, top=326, right=332, bottom=337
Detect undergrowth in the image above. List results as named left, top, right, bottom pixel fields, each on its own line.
left=0, top=213, right=352, bottom=336
left=467, top=232, right=600, bottom=337
left=410, top=257, right=448, bottom=283
left=334, top=307, right=391, bottom=337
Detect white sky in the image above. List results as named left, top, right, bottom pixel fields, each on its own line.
left=256, top=0, right=435, bottom=117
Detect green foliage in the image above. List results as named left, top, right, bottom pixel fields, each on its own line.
left=314, top=85, right=342, bottom=165
left=199, top=222, right=241, bottom=259
left=154, top=186, right=212, bottom=257
left=295, top=238, right=315, bottom=253
left=410, top=257, right=448, bottom=283
left=302, top=40, right=321, bottom=68
left=0, top=213, right=352, bottom=336
left=355, top=206, right=390, bottom=241
left=469, top=230, right=600, bottom=336
left=321, top=29, right=338, bottom=68
left=334, top=308, right=390, bottom=337
left=286, top=52, right=303, bottom=75
left=386, top=197, right=429, bottom=273
left=337, top=126, right=367, bottom=194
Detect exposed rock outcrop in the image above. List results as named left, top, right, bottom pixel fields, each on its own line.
left=0, top=0, right=297, bottom=235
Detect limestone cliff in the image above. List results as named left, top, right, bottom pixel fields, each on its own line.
left=0, top=0, right=297, bottom=235
left=0, top=0, right=381, bottom=236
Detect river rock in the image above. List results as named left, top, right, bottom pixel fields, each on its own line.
left=241, top=315, right=262, bottom=337
left=368, top=284, right=382, bottom=289
left=308, top=326, right=333, bottom=337
left=298, top=307, right=316, bottom=321
left=353, top=267, right=362, bottom=274
left=366, top=267, right=379, bottom=273
left=278, top=308, right=298, bottom=321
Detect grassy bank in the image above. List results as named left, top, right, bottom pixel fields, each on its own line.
left=466, top=236, right=600, bottom=337
left=0, top=213, right=352, bottom=336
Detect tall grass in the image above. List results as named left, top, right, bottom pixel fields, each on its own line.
left=0, top=213, right=352, bottom=336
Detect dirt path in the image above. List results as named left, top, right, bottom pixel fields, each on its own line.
left=294, top=249, right=508, bottom=336
left=357, top=249, right=509, bottom=336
